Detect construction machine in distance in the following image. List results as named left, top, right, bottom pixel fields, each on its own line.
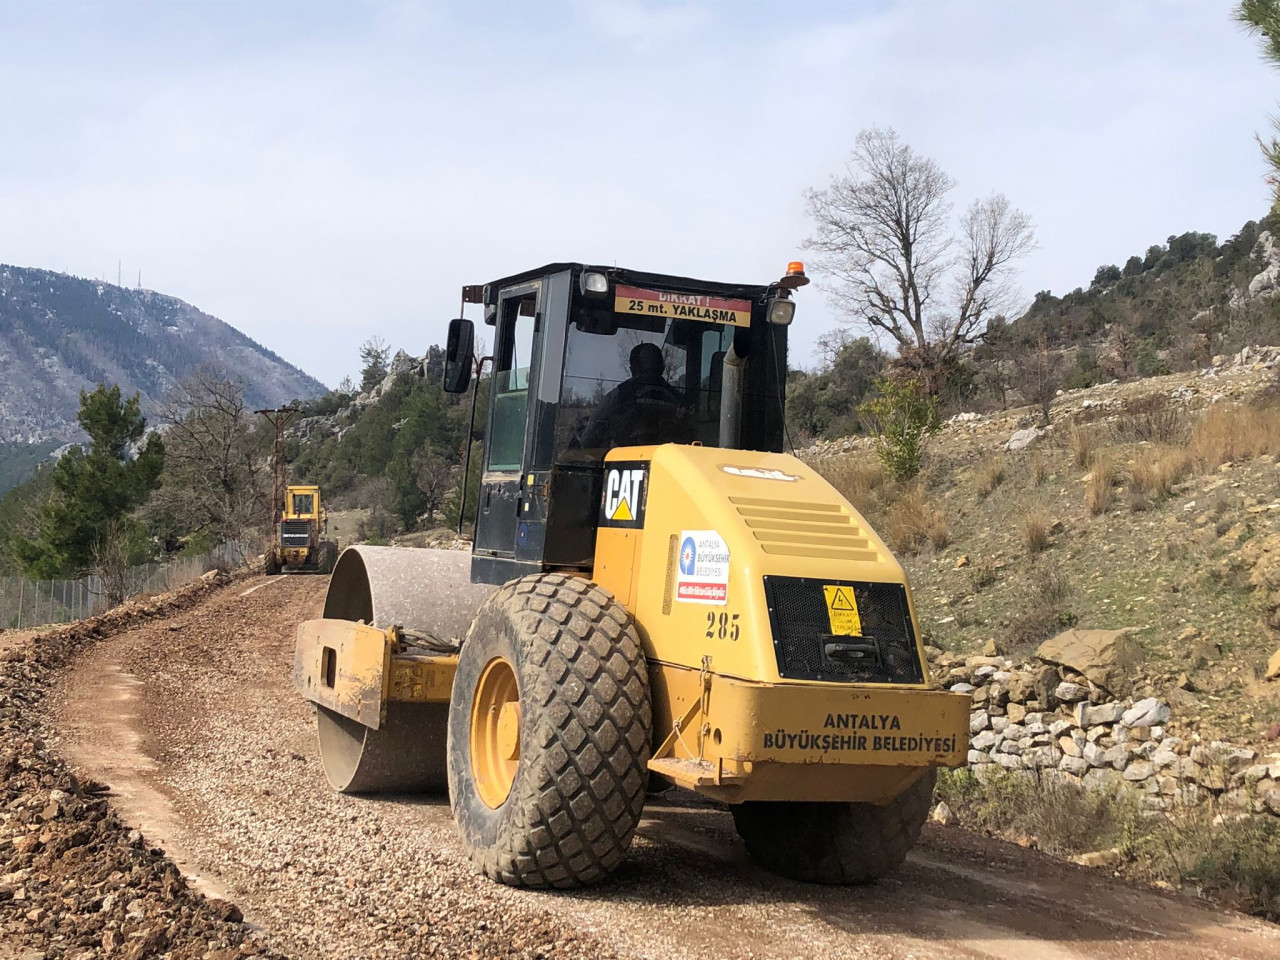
left=266, top=484, right=338, bottom=575
left=293, top=260, right=971, bottom=888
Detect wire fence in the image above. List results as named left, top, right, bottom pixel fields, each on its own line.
left=0, top=541, right=254, bottom=630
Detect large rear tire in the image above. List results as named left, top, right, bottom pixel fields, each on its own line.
left=731, top=769, right=936, bottom=884
left=264, top=550, right=281, bottom=576
left=447, top=574, right=651, bottom=888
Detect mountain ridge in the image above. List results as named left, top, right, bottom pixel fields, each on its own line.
left=0, top=263, right=326, bottom=447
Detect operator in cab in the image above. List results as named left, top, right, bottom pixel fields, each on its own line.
left=579, top=342, right=695, bottom=450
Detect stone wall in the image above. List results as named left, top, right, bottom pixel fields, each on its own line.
left=933, top=646, right=1280, bottom=817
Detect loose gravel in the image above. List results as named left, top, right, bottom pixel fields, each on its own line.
left=27, top=573, right=1280, bottom=960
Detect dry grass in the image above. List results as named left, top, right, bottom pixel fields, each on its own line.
left=1190, top=403, right=1280, bottom=469
left=1128, top=446, right=1193, bottom=504
left=936, top=768, right=1280, bottom=922
left=1022, top=505, right=1051, bottom=554
left=1065, top=421, right=1097, bottom=469
left=1085, top=454, right=1118, bottom=515
left=1028, top=452, right=1049, bottom=486
left=816, top=456, right=887, bottom=515
left=885, top=484, right=949, bottom=554
left=976, top=456, right=1006, bottom=498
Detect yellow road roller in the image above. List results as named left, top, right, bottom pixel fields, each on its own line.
left=294, top=261, right=970, bottom=888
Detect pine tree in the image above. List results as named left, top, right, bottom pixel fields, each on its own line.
left=16, top=385, right=164, bottom=577
left=1239, top=0, right=1280, bottom=210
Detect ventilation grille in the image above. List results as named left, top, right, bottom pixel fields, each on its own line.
left=763, top=576, right=924, bottom=684
left=730, top=496, right=879, bottom=562
left=281, top=520, right=311, bottom=546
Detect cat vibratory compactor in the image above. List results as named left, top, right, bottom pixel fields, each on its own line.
left=294, top=261, right=970, bottom=888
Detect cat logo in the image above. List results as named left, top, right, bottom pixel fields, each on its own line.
left=600, top=462, right=647, bottom=529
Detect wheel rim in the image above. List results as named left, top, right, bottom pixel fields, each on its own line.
left=470, top=656, right=521, bottom=809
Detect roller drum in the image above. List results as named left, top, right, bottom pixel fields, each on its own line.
left=315, top=546, right=495, bottom=793
left=323, top=545, right=494, bottom=641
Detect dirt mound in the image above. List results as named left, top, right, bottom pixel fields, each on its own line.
left=0, top=573, right=282, bottom=959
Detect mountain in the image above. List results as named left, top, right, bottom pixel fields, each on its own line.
left=0, top=264, right=326, bottom=448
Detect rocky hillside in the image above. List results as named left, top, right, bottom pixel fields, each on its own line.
left=0, top=264, right=326, bottom=446
left=804, top=347, right=1280, bottom=751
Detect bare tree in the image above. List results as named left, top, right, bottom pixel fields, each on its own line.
left=1014, top=338, right=1063, bottom=425
left=1103, top=321, right=1137, bottom=379
left=91, top=522, right=130, bottom=607
left=147, top=373, right=268, bottom=548
left=804, top=127, right=1035, bottom=389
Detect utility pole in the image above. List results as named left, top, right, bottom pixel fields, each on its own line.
left=255, top=407, right=300, bottom=532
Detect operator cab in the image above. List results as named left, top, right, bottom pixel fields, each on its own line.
left=444, top=262, right=805, bottom=585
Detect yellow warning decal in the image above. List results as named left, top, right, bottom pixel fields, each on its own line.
left=823, top=585, right=862, bottom=636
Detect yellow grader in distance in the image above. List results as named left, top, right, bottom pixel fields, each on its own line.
left=266, top=484, right=337, bottom=575
left=294, top=261, right=970, bottom=888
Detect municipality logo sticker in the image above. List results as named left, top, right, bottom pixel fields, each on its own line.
left=679, top=536, right=697, bottom=576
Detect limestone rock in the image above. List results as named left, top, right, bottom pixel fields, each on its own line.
left=1083, top=741, right=1107, bottom=767
left=1054, top=681, right=1088, bottom=703
left=1060, top=756, right=1089, bottom=777
left=1123, top=761, right=1154, bottom=782
left=1036, top=628, right=1144, bottom=697
left=1120, top=698, right=1171, bottom=729
left=1075, top=701, right=1126, bottom=728
left=1267, top=647, right=1280, bottom=681
left=1005, top=427, right=1044, bottom=452
left=971, top=730, right=999, bottom=752
left=1257, top=780, right=1280, bottom=816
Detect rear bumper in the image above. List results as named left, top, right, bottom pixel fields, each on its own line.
left=650, top=667, right=970, bottom=803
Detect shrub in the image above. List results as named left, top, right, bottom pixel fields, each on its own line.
left=1109, top=394, right=1187, bottom=445
left=1085, top=454, right=1118, bottom=515
left=1065, top=421, right=1096, bottom=469
left=967, top=558, right=999, bottom=592
left=885, top=484, right=949, bottom=554
left=1128, top=446, right=1192, bottom=503
left=816, top=456, right=887, bottom=515
left=976, top=457, right=1005, bottom=498
left=1022, top=505, right=1050, bottom=554
left=937, top=768, right=1280, bottom=922
left=936, top=767, right=1134, bottom=858
left=1008, top=562, right=1074, bottom=646
left=859, top=377, right=941, bottom=482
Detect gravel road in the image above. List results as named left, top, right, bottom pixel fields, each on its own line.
left=47, top=574, right=1280, bottom=960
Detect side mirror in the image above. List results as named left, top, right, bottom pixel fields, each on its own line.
left=444, top=318, right=475, bottom=394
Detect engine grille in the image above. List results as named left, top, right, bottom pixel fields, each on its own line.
left=281, top=519, right=312, bottom=546
left=731, top=496, right=880, bottom=562
left=762, top=576, right=924, bottom=684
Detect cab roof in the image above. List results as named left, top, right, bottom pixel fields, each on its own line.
left=482, top=262, right=774, bottom=303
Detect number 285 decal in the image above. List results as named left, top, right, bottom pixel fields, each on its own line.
left=705, top=611, right=741, bottom=641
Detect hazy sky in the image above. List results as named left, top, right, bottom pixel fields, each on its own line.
left=1, top=0, right=1275, bottom=387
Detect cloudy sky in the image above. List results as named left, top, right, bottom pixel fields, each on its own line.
left=1, top=0, right=1275, bottom=387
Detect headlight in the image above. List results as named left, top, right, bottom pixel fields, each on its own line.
left=767, top=298, right=796, bottom=326
left=580, top=271, right=609, bottom=295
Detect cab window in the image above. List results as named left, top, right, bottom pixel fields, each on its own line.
left=487, top=292, right=539, bottom=472
left=291, top=493, right=314, bottom=515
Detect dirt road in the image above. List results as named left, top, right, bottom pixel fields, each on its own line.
left=47, top=574, right=1280, bottom=960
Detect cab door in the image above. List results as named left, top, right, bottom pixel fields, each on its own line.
left=473, top=281, right=541, bottom=565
